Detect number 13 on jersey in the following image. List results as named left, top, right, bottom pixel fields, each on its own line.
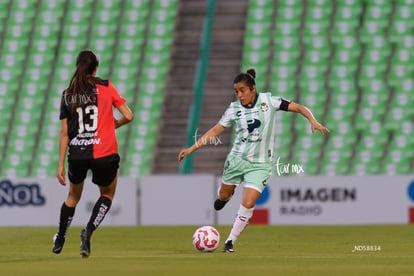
left=76, top=105, right=98, bottom=134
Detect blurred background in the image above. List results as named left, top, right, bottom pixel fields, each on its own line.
left=1, top=0, right=414, bottom=226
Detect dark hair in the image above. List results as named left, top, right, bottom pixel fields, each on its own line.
left=233, top=68, right=256, bottom=89
left=66, top=50, right=99, bottom=112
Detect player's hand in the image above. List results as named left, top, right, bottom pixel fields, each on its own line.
left=178, top=148, right=194, bottom=162
left=311, top=121, right=330, bottom=135
left=57, top=166, right=67, bottom=186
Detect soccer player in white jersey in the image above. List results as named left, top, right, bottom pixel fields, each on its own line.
left=178, top=69, right=329, bottom=252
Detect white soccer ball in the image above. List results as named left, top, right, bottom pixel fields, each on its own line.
left=192, top=225, right=220, bottom=252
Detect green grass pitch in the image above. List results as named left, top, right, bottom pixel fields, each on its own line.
left=0, top=225, right=413, bottom=275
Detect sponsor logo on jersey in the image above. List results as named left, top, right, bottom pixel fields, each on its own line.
left=246, top=119, right=261, bottom=133
left=69, top=136, right=101, bottom=146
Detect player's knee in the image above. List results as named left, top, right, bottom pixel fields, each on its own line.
left=65, top=196, right=80, bottom=207
left=100, top=186, right=116, bottom=200
left=100, top=193, right=114, bottom=201
left=241, top=200, right=255, bottom=209
left=68, top=192, right=82, bottom=203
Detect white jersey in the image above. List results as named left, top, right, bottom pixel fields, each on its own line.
left=219, top=92, right=287, bottom=163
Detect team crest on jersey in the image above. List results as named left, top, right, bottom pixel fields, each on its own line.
left=260, top=102, right=269, bottom=112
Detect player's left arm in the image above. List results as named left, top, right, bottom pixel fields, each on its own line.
left=287, top=102, right=330, bottom=135
left=115, top=103, right=134, bottom=129
left=57, top=119, right=69, bottom=186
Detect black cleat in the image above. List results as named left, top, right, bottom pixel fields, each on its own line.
left=223, top=240, right=234, bottom=253
left=80, top=229, right=91, bottom=258
left=214, top=199, right=229, bottom=211
left=52, top=234, right=65, bottom=254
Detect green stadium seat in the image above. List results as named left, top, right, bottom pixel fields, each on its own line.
left=352, top=160, right=381, bottom=175
left=384, top=106, right=412, bottom=131
left=305, top=6, right=331, bottom=28
left=392, top=15, right=414, bottom=44
left=388, top=65, right=413, bottom=86
left=269, top=79, right=295, bottom=98
left=270, top=64, right=296, bottom=92
left=332, top=21, right=359, bottom=44
left=300, top=65, right=326, bottom=83
left=302, top=49, right=330, bottom=66
left=332, top=50, right=358, bottom=68
left=295, top=135, right=325, bottom=155
left=3, top=157, right=29, bottom=178
left=358, top=78, right=387, bottom=94
left=321, top=155, right=351, bottom=175
left=336, top=2, right=362, bottom=17
left=332, top=37, right=361, bottom=63
left=277, top=5, right=302, bottom=23
left=383, top=144, right=412, bottom=175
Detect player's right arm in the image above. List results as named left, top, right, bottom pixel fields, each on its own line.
left=178, top=123, right=225, bottom=162
left=57, top=118, right=69, bottom=186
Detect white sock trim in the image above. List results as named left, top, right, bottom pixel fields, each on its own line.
left=238, top=204, right=254, bottom=219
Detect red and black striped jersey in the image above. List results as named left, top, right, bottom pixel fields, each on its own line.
left=59, top=77, right=126, bottom=160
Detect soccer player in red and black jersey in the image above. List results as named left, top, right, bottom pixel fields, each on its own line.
left=52, top=50, right=133, bottom=258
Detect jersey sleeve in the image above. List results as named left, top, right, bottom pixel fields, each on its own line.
left=108, top=81, right=127, bottom=108
left=59, top=91, right=70, bottom=120
left=271, top=96, right=291, bottom=111
left=218, top=103, right=234, bottom=128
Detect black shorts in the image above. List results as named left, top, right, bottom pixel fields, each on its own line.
left=68, top=154, right=120, bottom=186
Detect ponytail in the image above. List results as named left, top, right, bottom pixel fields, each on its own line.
left=66, top=50, right=99, bottom=112
left=233, top=68, right=256, bottom=89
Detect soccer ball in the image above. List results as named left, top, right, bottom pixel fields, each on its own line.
left=192, top=225, right=220, bottom=252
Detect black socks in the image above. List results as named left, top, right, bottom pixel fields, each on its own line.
left=57, top=196, right=112, bottom=239
left=58, top=202, right=75, bottom=238
left=86, top=196, right=112, bottom=237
